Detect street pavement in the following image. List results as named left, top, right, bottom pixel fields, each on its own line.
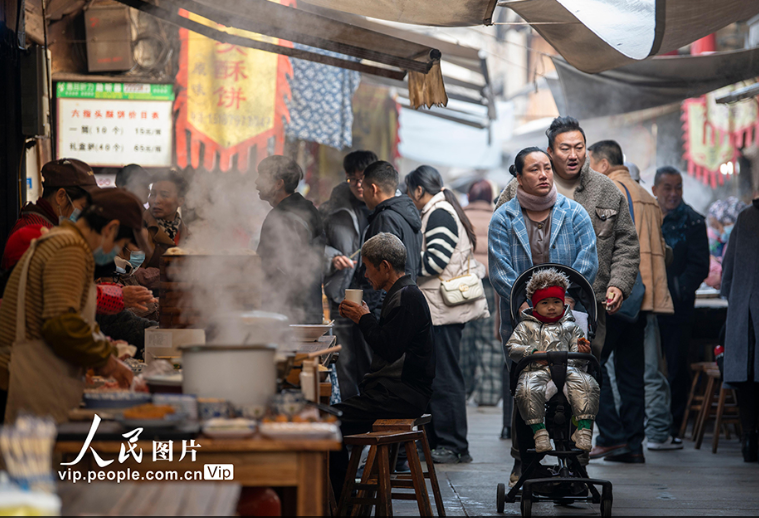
left=391, top=406, right=758, bottom=516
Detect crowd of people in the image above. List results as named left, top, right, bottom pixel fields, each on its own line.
left=0, top=115, right=757, bottom=489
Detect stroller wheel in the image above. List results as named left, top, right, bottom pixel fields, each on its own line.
left=496, top=483, right=506, bottom=513
left=520, top=494, right=532, bottom=517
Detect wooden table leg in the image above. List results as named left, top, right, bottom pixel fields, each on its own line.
left=297, top=452, right=325, bottom=516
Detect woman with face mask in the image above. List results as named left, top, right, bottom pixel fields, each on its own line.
left=0, top=188, right=147, bottom=424
left=102, top=243, right=158, bottom=322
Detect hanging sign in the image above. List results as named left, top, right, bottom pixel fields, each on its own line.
left=174, top=4, right=292, bottom=173
left=56, top=82, right=174, bottom=167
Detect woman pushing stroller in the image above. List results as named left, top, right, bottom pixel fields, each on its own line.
left=507, top=268, right=600, bottom=453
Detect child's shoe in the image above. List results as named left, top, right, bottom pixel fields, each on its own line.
left=572, top=428, right=593, bottom=451
left=533, top=429, right=552, bottom=452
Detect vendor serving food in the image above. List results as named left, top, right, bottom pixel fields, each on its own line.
left=0, top=188, right=146, bottom=424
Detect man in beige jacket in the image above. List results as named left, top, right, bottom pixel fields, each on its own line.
left=589, top=141, right=682, bottom=454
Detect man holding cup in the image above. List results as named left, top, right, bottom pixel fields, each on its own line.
left=332, top=232, right=434, bottom=499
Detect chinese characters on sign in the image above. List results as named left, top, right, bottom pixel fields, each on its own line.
left=56, top=82, right=174, bottom=167
left=175, top=7, right=292, bottom=172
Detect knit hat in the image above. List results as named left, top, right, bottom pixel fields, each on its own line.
left=1, top=225, right=45, bottom=270
left=526, top=268, right=570, bottom=307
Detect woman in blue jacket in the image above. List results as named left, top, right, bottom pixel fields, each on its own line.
left=488, top=146, right=599, bottom=484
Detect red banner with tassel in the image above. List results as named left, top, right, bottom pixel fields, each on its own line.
left=174, top=4, right=293, bottom=173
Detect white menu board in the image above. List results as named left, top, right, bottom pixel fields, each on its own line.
left=56, top=82, right=174, bottom=167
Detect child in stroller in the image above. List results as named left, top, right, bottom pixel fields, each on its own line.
left=506, top=267, right=600, bottom=453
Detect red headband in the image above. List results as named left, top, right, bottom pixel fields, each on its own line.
left=532, top=286, right=565, bottom=307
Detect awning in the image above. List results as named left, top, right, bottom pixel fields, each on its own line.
left=298, top=0, right=499, bottom=27
left=112, top=0, right=449, bottom=107
left=549, top=48, right=759, bottom=120
left=507, top=0, right=759, bottom=73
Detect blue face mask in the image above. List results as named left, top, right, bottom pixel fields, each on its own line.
left=129, top=251, right=146, bottom=270
left=69, top=207, right=81, bottom=223
left=93, top=246, right=120, bottom=266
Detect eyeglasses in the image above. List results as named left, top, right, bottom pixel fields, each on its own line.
left=347, top=176, right=364, bottom=186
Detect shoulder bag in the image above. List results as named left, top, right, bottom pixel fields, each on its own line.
left=439, top=255, right=486, bottom=307
left=5, top=234, right=87, bottom=424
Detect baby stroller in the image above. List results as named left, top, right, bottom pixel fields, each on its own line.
left=496, top=263, right=613, bottom=517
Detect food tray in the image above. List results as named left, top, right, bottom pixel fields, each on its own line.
left=202, top=418, right=257, bottom=439
left=82, top=391, right=152, bottom=409
left=259, top=422, right=340, bottom=440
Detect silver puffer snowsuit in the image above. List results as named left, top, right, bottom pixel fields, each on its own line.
left=506, top=307, right=600, bottom=425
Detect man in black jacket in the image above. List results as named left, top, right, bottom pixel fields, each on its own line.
left=358, top=161, right=423, bottom=316
left=256, top=155, right=325, bottom=325
left=332, top=232, right=434, bottom=499
left=652, top=166, right=710, bottom=437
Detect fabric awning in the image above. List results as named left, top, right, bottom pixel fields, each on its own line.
left=113, top=0, right=450, bottom=106
left=548, top=48, right=759, bottom=120
left=298, top=0, right=499, bottom=27
left=507, top=0, right=759, bottom=74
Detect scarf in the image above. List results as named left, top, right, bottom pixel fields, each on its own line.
left=532, top=307, right=565, bottom=324
left=157, top=214, right=181, bottom=241
left=517, top=184, right=558, bottom=212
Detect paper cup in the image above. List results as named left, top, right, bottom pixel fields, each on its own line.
left=344, top=289, right=363, bottom=304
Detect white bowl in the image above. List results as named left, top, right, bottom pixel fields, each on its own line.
left=289, top=324, right=333, bottom=342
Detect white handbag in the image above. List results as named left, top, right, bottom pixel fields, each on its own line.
left=439, top=255, right=485, bottom=307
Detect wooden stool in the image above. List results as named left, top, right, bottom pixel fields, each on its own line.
left=371, top=415, right=445, bottom=517
left=694, top=369, right=743, bottom=453
left=680, top=362, right=716, bottom=439
left=338, top=431, right=431, bottom=516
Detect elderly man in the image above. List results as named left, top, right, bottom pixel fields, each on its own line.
left=256, top=155, right=325, bottom=325
left=589, top=140, right=678, bottom=462
left=332, top=232, right=434, bottom=499
left=652, top=166, right=709, bottom=438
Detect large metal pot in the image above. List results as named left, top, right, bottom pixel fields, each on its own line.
left=179, top=344, right=277, bottom=411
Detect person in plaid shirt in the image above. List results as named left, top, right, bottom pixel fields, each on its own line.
left=489, top=148, right=598, bottom=308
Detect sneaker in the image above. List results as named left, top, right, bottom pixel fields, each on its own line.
left=533, top=429, right=552, bottom=453
left=430, top=447, right=464, bottom=464
left=459, top=452, right=473, bottom=463
left=571, top=428, right=593, bottom=451
left=647, top=436, right=684, bottom=451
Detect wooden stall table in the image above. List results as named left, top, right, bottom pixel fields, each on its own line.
left=59, top=482, right=240, bottom=515
left=56, top=434, right=341, bottom=516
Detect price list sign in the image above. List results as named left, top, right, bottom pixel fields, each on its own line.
left=56, top=82, right=174, bottom=167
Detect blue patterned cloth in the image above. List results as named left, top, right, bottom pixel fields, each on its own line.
left=286, top=45, right=360, bottom=149
left=488, top=193, right=599, bottom=305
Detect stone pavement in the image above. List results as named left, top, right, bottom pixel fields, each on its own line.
left=392, top=406, right=758, bottom=516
